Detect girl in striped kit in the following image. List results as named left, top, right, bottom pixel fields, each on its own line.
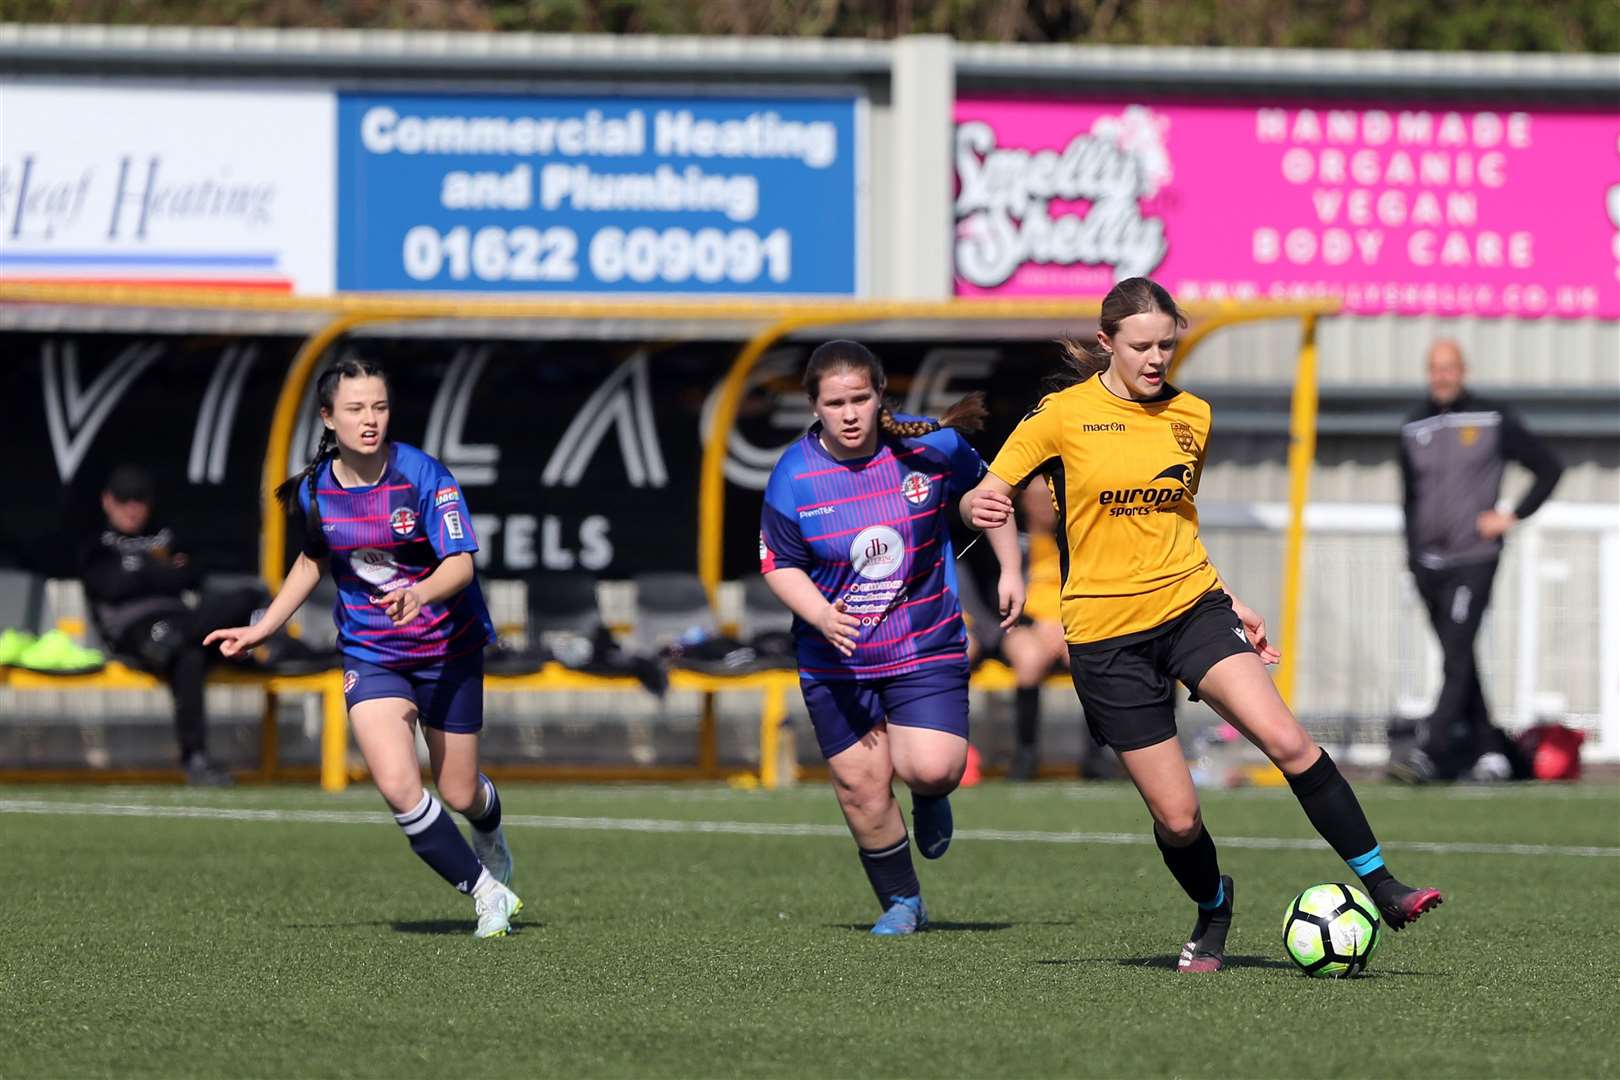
left=760, top=340, right=1024, bottom=934
left=206, top=358, right=521, bottom=939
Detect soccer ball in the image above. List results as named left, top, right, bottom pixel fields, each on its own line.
left=1282, top=882, right=1381, bottom=977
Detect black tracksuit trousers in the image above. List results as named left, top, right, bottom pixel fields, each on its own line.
left=1410, top=558, right=1523, bottom=779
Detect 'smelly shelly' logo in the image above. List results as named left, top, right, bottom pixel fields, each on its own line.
left=954, top=106, right=1173, bottom=288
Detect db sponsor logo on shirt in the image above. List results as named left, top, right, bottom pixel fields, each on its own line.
left=434, top=487, right=459, bottom=507
left=900, top=471, right=933, bottom=506
left=390, top=507, right=418, bottom=537
left=851, top=525, right=904, bottom=581
left=350, top=547, right=401, bottom=587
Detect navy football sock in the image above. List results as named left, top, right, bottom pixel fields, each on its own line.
left=1285, top=750, right=1392, bottom=890
left=394, top=792, right=485, bottom=894
left=465, top=773, right=502, bottom=833
left=858, top=835, right=920, bottom=909
left=1155, top=823, right=1224, bottom=909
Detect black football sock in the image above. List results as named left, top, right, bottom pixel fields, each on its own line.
left=1155, top=823, right=1224, bottom=909
left=1285, top=750, right=1392, bottom=891
left=1015, top=687, right=1040, bottom=748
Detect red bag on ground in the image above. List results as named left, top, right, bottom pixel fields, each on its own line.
left=1515, top=724, right=1585, bottom=781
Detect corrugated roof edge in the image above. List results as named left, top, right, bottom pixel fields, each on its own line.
left=1, top=25, right=1616, bottom=94
left=954, top=40, right=1619, bottom=95
left=0, top=24, right=894, bottom=77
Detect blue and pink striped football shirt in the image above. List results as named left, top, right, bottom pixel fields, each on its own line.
left=760, top=421, right=986, bottom=680
left=299, top=442, right=493, bottom=668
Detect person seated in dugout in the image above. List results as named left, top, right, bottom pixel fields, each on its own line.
left=957, top=503, right=1118, bottom=782
left=79, top=465, right=267, bottom=786
left=1000, top=478, right=1073, bottom=781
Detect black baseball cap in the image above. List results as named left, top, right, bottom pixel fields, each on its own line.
left=105, top=464, right=155, bottom=504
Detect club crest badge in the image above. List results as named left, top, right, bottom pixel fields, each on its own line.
left=900, top=471, right=932, bottom=506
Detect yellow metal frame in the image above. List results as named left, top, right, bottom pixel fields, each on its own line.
left=262, top=314, right=385, bottom=587
left=0, top=282, right=822, bottom=320
left=699, top=300, right=1336, bottom=713
left=2, top=284, right=1337, bottom=789
left=695, top=297, right=1339, bottom=604
left=1273, top=314, right=1320, bottom=707
left=483, top=665, right=800, bottom=792
left=2, top=663, right=350, bottom=789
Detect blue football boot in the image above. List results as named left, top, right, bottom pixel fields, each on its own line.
left=871, top=895, right=928, bottom=936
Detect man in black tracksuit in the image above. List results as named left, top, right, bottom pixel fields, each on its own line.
left=80, top=465, right=259, bottom=786
left=1393, top=340, right=1563, bottom=783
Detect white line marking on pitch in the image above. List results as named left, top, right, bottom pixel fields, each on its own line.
left=2, top=799, right=1616, bottom=859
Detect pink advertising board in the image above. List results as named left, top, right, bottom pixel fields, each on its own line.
left=954, top=97, right=1620, bottom=318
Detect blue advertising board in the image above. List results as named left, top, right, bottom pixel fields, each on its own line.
left=337, top=92, right=862, bottom=295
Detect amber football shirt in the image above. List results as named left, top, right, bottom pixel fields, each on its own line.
left=988, top=376, right=1220, bottom=648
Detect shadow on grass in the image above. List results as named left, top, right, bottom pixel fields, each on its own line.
left=1035, top=955, right=1441, bottom=977
left=392, top=919, right=479, bottom=935
left=285, top=920, right=542, bottom=936
left=827, top=921, right=1017, bottom=933
left=1118, top=954, right=1297, bottom=971
left=393, top=918, right=545, bottom=936
left=1033, top=955, right=1292, bottom=971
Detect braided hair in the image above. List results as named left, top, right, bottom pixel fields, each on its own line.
left=274, top=357, right=388, bottom=557
left=803, top=339, right=987, bottom=438
left=1049, top=276, right=1188, bottom=392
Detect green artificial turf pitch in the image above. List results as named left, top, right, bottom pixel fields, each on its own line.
left=3, top=780, right=1617, bottom=1078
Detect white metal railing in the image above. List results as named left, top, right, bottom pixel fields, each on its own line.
left=1200, top=500, right=1620, bottom=763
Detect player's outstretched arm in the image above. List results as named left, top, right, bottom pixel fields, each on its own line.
left=763, top=566, right=859, bottom=657
left=203, top=552, right=325, bottom=656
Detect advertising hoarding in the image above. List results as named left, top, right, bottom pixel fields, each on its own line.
left=955, top=97, right=1619, bottom=318
left=337, top=92, right=863, bottom=295
left=0, top=83, right=334, bottom=294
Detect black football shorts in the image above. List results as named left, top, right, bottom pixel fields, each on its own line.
left=1068, top=590, right=1256, bottom=752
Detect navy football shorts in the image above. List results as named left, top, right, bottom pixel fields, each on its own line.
left=799, top=659, right=970, bottom=759
left=342, top=652, right=485, bottom=734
